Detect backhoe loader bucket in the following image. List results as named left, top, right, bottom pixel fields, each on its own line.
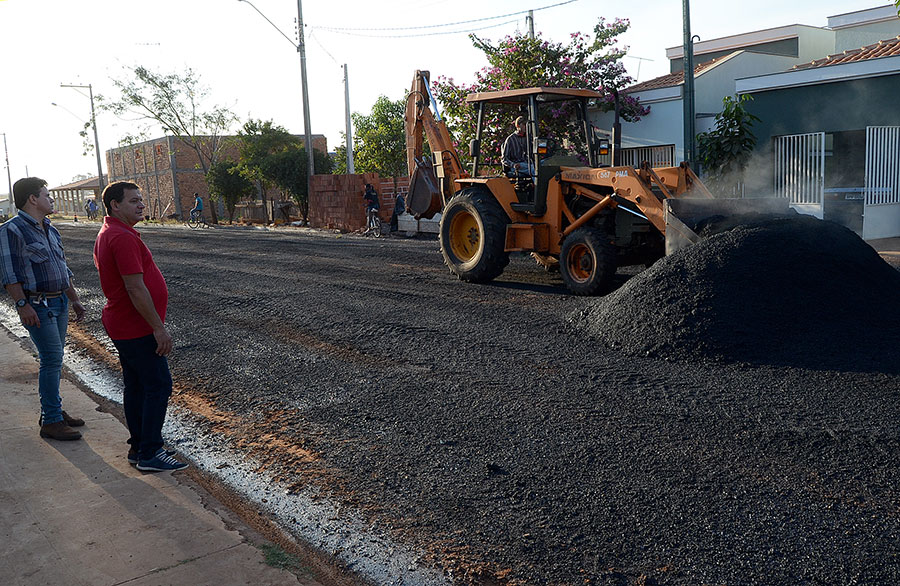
left=663, top=197, right=792, bottom=255
left=407, top=156, right=443, bottom=219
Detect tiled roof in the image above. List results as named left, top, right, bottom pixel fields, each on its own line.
left=625, top=54, right=734, bottom=93
left=792, top=35, right=900, bottom=71
left=50, top=176, right=106, bottom=191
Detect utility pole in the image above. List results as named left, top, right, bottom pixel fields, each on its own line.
left=61, top=83, right=105, bottom=197
left=526, top=10, right=535, bottom=38
left=237, top=0, right=316, bottom=205
left=343, top=64, right=354, bottom=174
left=611, top=89, right=622, bottom=166
left=296, top=0, right=315, bottom=203
left=2, top=133, right=12, bottom=211
left=682, top=0, right=696, bottom=168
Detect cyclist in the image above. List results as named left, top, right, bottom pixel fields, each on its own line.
left=190, top=192, right=203, bottom=221
left=363, top=184, right=380, bottom=231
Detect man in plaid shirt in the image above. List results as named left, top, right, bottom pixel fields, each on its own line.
left=1, top=177, right=86, bottom=440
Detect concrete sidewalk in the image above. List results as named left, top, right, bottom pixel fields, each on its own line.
left=0, top=327, right=318, bottom=586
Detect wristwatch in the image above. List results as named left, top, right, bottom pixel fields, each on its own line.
left=15, top=298, right=27, bottom=308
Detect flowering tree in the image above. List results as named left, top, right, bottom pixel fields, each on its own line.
left=431, top=19, right=647, bottom=170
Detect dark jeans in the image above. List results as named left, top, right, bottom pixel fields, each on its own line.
left=112, top=334, right=173, bottom=460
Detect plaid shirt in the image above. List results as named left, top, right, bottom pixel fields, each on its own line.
left=0, top=211, right=74, bottom=293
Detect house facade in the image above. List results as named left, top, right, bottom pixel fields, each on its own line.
left=737, top=36, right=900, bottom=239
left=589, top=4, right=900, bottom=238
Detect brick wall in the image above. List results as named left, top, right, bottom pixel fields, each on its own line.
left=309, top=174, right=409, bottom=231
left=107, top=137, right=177, bottom=219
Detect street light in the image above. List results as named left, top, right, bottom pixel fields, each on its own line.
left=60, top=83, right=105, bottom=196
left=237, top=0, right=316, bottom=204
left=682, top=0, right=696, bottom=168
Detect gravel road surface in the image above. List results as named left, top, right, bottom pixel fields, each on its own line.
left=46, top=222, right=900, bottom=585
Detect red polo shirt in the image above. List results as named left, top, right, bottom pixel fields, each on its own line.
left=93, top=217, right=168, bottom=340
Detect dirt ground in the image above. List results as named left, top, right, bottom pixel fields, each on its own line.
left=52, top=223, right=900, bottom=585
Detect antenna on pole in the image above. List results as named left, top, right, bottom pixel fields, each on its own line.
left=2, top=133, right=13, bottom=211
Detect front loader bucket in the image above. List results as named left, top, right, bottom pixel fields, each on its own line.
left=663, top=197, right=792, bottom=255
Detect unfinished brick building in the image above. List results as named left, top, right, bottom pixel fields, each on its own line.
left=106, top=134, right=327, bottom=221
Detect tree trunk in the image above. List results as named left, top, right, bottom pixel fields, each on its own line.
left=257, top=180, right=270, bottom=223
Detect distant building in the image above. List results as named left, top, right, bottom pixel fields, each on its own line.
left=0, top=193, right=11, bottom=218
left=106, top=134, right=328, bottom=220
left=49, top=176, right=105, bottom=217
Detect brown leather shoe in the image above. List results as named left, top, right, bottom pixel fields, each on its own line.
left=62, top=411, right=85, bottom=427
left=39, top=421, right=83, bottom=441
left=38, top=411, right=85, bottom=427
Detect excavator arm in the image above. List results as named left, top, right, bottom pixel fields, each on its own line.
left=405, top=70, right=467, bottom=218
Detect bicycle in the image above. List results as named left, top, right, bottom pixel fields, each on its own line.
left=363, top=208, right=382, bottom=238
left=187, top=210, right=209, bottom=230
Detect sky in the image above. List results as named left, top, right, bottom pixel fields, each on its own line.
left=0, top=0, right=890, bottom=192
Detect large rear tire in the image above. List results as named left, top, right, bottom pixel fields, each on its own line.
left=439, top=187, right=510, bottom=283
left=559, top=227, right=617, bottom=296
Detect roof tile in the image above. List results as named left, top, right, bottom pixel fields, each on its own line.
left=792, top=35, right=900, bottom=71
left=625, top=55, right=732, bottom=93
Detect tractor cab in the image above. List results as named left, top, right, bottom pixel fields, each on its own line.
left=464, top=87, right=606, bottom=216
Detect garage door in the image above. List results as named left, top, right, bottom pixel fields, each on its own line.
left=774, top=132, right=825, bottom=219
left=864, top=126, right=900, bottom=240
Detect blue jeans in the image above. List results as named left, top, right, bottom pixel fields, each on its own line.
left=23, top=296, right=69, bottom=425
left=512, top=161, right=535, bottom=176
left=111, top=334, right=173, bottom=460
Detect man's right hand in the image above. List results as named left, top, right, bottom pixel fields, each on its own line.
left=153, top=326, right=173, bottom=356
left=17, top=303, right=40, bottom=328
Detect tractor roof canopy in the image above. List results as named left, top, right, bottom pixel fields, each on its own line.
left=464, top=87, right=604, bottom=105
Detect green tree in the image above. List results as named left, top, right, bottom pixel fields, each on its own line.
left=337, top=95, right=408, bottom=191
left=696, top=94, right=760, bottom=195
left=431, top=19, right=647, bottom=169
left=261, top=146, right=333, bottom=224
left=205, top=160, right=255, bottom=223
left=103, top=65, right=238, bottom=223
left=237, top=119, right=298, bottom=223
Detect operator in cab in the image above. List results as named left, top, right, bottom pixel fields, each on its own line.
left=501, top=116, right=534, bottom=177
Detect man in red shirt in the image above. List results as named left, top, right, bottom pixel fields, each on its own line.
left=94, top=182, right=187, bottom=472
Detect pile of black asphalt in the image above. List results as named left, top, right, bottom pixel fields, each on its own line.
left=53, top=223, right=900, bottom=585
left=577, top=215, right=900, bottom=373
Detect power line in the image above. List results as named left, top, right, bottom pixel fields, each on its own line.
left=312, top=18, right=520, bottom=39
left=307, top=29, right=341, bottom=66
left=315, top=0, right=578, bottom=33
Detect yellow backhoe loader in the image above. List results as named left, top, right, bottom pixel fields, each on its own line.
left=405, top=70, right=788, bottom=295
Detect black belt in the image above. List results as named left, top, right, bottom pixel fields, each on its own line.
left=25, top=291, right=64, bottom=301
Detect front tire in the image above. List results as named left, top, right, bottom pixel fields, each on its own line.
left=559, top=227, right=617, bottom=295
left=439, top=187, right=509, bottom=283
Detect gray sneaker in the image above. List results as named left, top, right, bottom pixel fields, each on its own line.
left=136, top=448, right=189, bottom=472
left=128, top=448, right=177, bottom=466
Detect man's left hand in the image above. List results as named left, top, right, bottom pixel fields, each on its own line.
left=71, top=301, right=86, bottom=322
